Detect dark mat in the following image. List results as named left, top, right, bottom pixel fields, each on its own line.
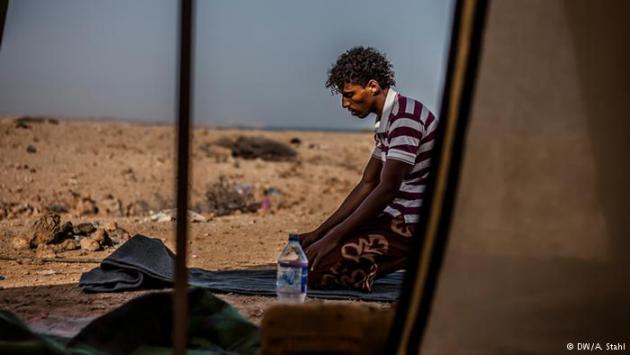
left=80, top=234, right=404, bottom=302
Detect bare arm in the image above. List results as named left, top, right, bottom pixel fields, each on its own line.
left=330, top=159, right=412, bottom=236
left=306, top=159, right=413, bottom=267
left=300, top=157, right=382, bottom=248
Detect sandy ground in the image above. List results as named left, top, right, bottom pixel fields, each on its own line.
left=0, top=116, right=389, bottom=336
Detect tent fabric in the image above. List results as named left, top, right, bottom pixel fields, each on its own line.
left=80, top=234, right=404, bottom=302
left=397, top=0, right=630, bottom=354
left=0, top=288, right=260, bottom=354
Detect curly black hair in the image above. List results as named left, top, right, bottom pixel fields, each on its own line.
left=325, top=46, right=396, bottom=94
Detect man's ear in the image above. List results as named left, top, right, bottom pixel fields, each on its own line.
left=366, top=80, right=382, bottom=95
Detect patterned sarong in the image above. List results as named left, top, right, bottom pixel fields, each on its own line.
left=309, top=215, right=417, bottom=292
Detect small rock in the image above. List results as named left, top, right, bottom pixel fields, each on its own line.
left=289, top=137, right=302, bottom=146
left=30, top=213, right=63, bottom=247
left=108, top=227, right=131, bottom=245
left=125, top=200, right=150, bottom=217
left=60, top=221, right=74, bottom=236
left=90, top=229, right=113, bottom=247
left=8, top=203, right=36, bottom=219
left=35, top=244, right=57, bottom=258
left=100, top=195, right=123, bottom=216
left=101, top=221, right=118, bottom=232
left=26, top=145, right=37, bottom=153
left=73, top=222, right=97, bottom=235
left=47, top=204, right=69, bottom=214
left=199, top=143, right=231, bottom=163
left=188, top=210, right=207, bottom=223
left=52, top=239, right=80, bottom=253
left=75, top=197, right=98, bottom=216
left=11, top=236, right=31, bottom=250
left=35, top=269, right=56, bottom=276
left=15, top=120, right=31, bottom=129
left=80, top=237, right=101, bottom=252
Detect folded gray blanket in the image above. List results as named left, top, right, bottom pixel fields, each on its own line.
left=80, top=234, right=403, bottom=302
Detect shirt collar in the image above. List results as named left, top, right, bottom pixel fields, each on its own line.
left=375, top=88, right=397, bottom=133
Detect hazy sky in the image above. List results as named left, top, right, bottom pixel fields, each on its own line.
left=0, top=0, right=454, bottom=130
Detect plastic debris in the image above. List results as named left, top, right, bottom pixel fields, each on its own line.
left=147, top=209, right=207, bottom=223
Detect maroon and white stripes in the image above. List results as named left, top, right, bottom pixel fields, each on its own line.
left=372, top=89, right=438, bottom=224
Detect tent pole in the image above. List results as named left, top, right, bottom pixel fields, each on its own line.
left=0, top=0, right=9, bottom=50
left=174, top=0, right=193, bottom=354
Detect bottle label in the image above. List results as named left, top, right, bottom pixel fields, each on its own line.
left=277, top=264, right=308, bottom=293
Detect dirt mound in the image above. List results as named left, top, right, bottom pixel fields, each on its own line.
left=215, top=136, right=297, bottom=161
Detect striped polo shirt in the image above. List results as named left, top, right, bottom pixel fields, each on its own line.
left=372, top=89, right=438, bottom=224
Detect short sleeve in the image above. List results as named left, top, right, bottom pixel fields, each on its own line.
left=372, top=133, right=385, bottom=161
left=385, top=117, right=422, bottom=165
left=371, top=145, right=383, bottom=160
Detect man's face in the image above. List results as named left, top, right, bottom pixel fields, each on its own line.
left=340, top=83, right=374, bottom=119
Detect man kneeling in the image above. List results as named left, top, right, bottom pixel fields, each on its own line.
left=300, top=47, right=438, bottom=292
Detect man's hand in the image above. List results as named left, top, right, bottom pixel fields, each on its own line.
left=305, top=226, right=347, bottom=271
left=305, top=237, right=338, bottom=272
left=299, top=230, right=322, bottom=250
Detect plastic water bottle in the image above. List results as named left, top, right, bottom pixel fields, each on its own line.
left=276, top=234, right=308, bottom=303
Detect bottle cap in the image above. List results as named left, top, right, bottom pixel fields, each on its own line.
left=288, top=234, right=299, bottom=242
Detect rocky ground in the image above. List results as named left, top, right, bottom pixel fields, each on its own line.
left=0, top=116, right=389, bottom=336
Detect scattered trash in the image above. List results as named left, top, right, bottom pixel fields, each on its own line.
left=264, top=186, right=282, bottom=196
left=235, top=183, right=254, bottom=197
left=260, top=196, right=272, bottom=210
left=196, top=177, right=260, bottom=216
left=148, top=210, right=174, bottom=223
left=148, top=209, right=207, bottom=223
